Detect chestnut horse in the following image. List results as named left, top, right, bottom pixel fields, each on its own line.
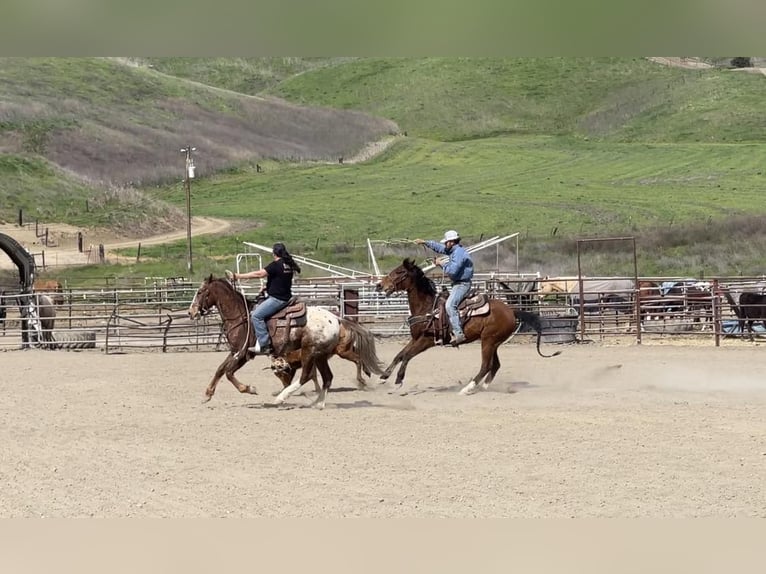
left=375, top=259, right=561, bottom=396
left=188, top=274, right=342, bottom=409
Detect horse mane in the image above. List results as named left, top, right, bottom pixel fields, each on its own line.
left=403, top=258, right=436, bottom=297
left=204, top=274, right=252, bottom=312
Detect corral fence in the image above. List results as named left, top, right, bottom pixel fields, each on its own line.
left=1, top=273, right=765, bottom=353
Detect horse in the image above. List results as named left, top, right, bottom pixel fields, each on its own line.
left=538, top=277, right=579, bottom=301
left=33, top=278, right=64, bottom=305
left=19, top=293, right=57, bottom=349
left=188, top=274, right=342, bottom=409
left=269, top=317, right=385, bottom=393
left=720, top=286, right=766, bottom=340
left=639, top=280, right=713, bottom=328
left=375, top=258, right=561, bottom=396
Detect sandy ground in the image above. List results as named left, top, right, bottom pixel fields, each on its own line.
left=0, top=216, right=231, bottom=270
left=2, top=339, right=766, bottom=517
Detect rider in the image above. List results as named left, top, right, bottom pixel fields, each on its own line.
left=227, top=242, right=301, bottom=356
left=414, top=230, right=474, bottom=346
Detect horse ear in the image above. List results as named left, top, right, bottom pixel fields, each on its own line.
left=403, top=258, right=413, bottom=268
left=207, top=273, right=213, bottom=282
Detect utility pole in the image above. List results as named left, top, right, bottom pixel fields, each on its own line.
left=180, top=146, right=196, bottom=275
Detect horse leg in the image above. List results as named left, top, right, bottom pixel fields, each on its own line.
left=274, top=355, right=316, bottom=406
left=204, top=352, right=236, bottom=402
left=392, top=337, right=435, bottom=388
left=460, top=340, right=496, bottom=395
left=480, top=349, right=501, bottom=391
left=224, top=353, right=258, bottom=397
left=310, top=356, right=334, bottom=410
left=306, top=364, right=321, bottom=395
left=380, top=339, right=417, bottom=382
left=336, top=346, right=367, bottom=388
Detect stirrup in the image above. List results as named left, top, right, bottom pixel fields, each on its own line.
left=248, top=341, right=273, bottom=356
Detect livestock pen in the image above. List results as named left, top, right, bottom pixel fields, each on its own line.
left=1, top=273, right=764, bottom=353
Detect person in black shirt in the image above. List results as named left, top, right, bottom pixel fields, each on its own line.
left=228, top=242, right=301, bottom=356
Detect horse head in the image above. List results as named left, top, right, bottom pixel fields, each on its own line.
left=376, top=258, right=423, bottom=296
left=188, top=274, right=217, bottom=319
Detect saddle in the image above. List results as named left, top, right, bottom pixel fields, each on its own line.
left=431, top=287, right=490, bottom=343
left=265, top=297, right=307, bottom=352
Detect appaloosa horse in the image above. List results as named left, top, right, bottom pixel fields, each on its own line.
left=375, top=258, right=560, bottom=396
left=269, top=317, right=385, bottom=393
left=188, top=274, right=342, bottom=409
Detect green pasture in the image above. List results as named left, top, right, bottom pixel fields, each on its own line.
left=126, top=134, right=766, bottom=278
left=3, top=57, right=766, bottom=282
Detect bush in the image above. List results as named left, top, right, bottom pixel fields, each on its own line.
left=730, top=57, right=752, bottom=68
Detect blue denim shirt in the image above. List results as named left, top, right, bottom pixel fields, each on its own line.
left=425, top=240, right=474, bottom=283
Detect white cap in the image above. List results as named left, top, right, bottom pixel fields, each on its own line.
left=440, top=229, right=460, bottom=243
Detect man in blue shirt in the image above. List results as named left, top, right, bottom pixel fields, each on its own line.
left=414, top=229, right=474, bottom=346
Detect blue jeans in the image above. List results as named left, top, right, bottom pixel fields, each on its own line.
left=251, top=295, right=289, bottom=347
left=446, top=281, right=471, bottom=338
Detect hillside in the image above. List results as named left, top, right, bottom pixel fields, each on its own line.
left=0, top=57, right=399, bottom=188
left=3, top=57, right=766, bottom=278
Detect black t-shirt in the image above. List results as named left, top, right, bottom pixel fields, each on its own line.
left=264, top=259, right=294, bottom=300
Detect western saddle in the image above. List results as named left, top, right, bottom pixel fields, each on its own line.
left=429, top=287, right=490, bottom=343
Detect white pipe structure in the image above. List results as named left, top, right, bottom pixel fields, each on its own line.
left=367, top=237, right=381, bottom=277
left=242, top=241, right=373, bottom=280
left=244, top=233, right=520, bottom=281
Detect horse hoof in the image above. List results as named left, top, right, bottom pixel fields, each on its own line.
left=247, top=386, right=258, bottom=395
left=459, top=381, right=478, bottom=396
left=202, top=395, right=212, bottom=404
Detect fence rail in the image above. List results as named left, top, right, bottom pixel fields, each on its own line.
left=1, top=274, right=765, bottom=352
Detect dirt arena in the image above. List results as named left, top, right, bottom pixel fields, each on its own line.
left=2, top=339, right=766, bottom=517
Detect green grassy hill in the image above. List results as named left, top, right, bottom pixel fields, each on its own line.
left=269, top=57, right=766, bottom=143
left=3, top=57, right=766, bottom=280
left=0, top=57, right=396, bottom=202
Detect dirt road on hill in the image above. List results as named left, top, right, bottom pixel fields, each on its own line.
left=0, top=217, right=231, bottom=270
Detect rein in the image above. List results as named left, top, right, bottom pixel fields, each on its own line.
left=196, top=278, right=254, bottom=360
left=228, top=279, right=253, bottom=360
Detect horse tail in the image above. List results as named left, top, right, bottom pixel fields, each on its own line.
left=514, top=310, right=562, bottom=359
left=339, top=318, right=385, bottom=375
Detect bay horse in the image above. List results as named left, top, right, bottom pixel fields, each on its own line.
left=375, top=258, right=561, bottom=396
left=188, top=274, right=341, bottom=409
left=269, top=317, right=385, bottom=393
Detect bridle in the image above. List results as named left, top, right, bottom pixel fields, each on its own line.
left=385, top=267, right=411, bottom=294
left=192, top=286, right=212, bottom=317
